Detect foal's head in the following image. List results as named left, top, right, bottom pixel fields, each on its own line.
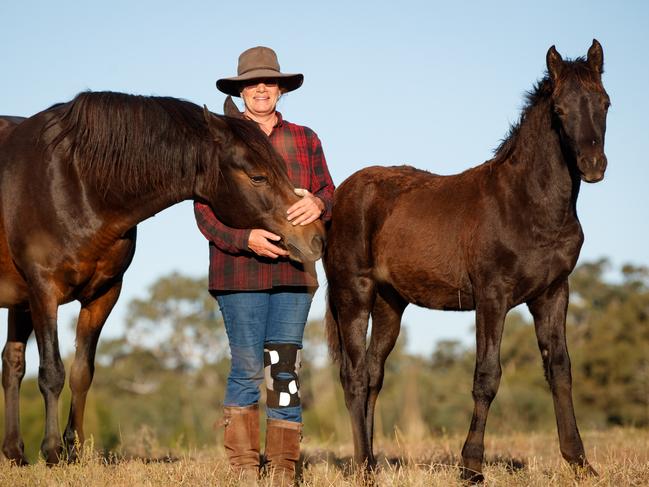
left=547, top=39, right=610, bottom=183
left=199, top=107, right=324, bottom=263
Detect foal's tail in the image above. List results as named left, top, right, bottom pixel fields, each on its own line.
left=325, top=290, right=343, bottom=364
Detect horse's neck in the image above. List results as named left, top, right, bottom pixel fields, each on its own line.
left=504, top=100, right=580, bottom=226
left=101, top=184, right=193, bottom=234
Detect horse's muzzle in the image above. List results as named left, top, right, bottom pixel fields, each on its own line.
left=284, top=233, right=325, bottom=263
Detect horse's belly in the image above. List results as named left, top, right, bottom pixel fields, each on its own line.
left=0, top=275, right=29, bottom=307
left=73, top=232, right=136, bottom=302
left=0, top=232, right=29, bottom=306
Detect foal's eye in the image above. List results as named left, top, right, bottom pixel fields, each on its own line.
left=250, top=175, right=268, bottom=184
left=554, top=106, right=564, bottom=116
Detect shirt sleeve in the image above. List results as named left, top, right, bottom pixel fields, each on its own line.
left=308, top=133, right=335, bottom=222
left=193, top=202, right=251, bottom=254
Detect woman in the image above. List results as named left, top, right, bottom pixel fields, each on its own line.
left=194, top=46, right=334, bottom=483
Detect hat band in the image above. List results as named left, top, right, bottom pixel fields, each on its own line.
left=238, top=65, right=281, bottom=76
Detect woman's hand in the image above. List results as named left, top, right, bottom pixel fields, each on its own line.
left=248, top=229, right=290, bottom=259
left=287, top=188, right=325, bottom=226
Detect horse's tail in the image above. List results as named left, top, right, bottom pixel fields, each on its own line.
left=325, top=289, right=343, bottom=364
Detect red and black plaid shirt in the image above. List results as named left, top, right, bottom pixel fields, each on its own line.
left=194, top=112, right=335, bottom=291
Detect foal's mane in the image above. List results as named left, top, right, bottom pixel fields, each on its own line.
left=50, top=91, right=216, bottom=196
left=491, top=56, right=604, bottom=165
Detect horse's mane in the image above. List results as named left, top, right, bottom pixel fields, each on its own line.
left=49, top=91, right=216, bottom=196
left=222, top=115, right=290, bottom=183
left=491, top=57, right=604, bottom=165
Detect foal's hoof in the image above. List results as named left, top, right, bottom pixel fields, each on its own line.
left=460, top=465, right=485, bottom=484
left=574, top=462, right=599, bottom=478
left=65, top=446, right=79, bottom=464
left=64, top=436, right=81, bottom=463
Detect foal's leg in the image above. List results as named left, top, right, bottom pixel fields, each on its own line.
left=527, top=281, right=596, bottom=476
left=63, top=282, right=122, bottom=461
left=460, top=297, right=507, bottom=482
left=29, top=292, right=65, bottom=465
left=2, top=308, right=33, bottom=465
left=365, top=289, right=405, bottom=462
left=332, top=276, right=376, bottom=469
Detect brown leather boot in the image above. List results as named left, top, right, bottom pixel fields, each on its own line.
left=223, top=404, right=260, bottom=482
left=264, top=418, right=302, bottom=486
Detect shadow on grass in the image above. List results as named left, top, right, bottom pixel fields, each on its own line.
left=100, top=451, right=180, bottom=465
left=300, top=449, right=527, bottom=478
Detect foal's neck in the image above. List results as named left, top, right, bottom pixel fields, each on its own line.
left=510, top=96, right=579, bottom=209
left=490, top=91, right=583, bottom=238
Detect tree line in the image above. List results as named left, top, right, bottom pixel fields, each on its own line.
left=3, top=259, right=647, bottom=461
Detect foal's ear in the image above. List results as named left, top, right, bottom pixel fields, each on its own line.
left=203, top=104, right=228, bottom=144
left=587, top=39, right=604, bottom=74
left=546, top=45, right=564, bottom=81
left=224, top=96, right=244, bottom=119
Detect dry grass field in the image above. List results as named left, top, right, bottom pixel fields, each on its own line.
left=0, top=428, right=646, bottom=486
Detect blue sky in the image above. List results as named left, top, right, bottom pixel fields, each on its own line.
left=1, top=1, right=648, bottom=374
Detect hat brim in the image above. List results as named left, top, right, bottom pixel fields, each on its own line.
left=216, top=70, right=304, bottom=97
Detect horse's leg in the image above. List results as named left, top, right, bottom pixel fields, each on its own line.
left=63, top=281, right=122, bottom=461
left=29, top=292, right=65, bottom=465
left=365, top=288, right=405, bottom=462
left=460, top=297, right=507, bottom=482
left=2, top=308, right=33, bottom=465
left=333, top=276, right=376, bottom=469
left=527, top=280, right=596, bottom=476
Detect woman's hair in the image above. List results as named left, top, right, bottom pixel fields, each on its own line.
left=237, top=78, right=288, bottom=95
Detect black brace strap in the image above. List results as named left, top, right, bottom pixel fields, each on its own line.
left=264, top=343, right=301, bottom=408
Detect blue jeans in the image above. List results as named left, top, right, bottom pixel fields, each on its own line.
left=215, top=288, right=313, bottom=423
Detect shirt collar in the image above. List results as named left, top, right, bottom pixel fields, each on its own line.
left=274, top=111, right=284, bottom=128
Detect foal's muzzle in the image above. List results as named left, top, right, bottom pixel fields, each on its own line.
left=578, top=152, right=608, bottom=183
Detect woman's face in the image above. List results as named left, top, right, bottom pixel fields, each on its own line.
left=240, top=80, right=281, bottom=117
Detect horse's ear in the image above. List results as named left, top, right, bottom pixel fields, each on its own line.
left=224, top=96, right=244, bottom=119
left=203, top=104, right=227, bottom=144
left=587, top=39, right=604, bottom=74
left=546, top=45, right=563, bottom=81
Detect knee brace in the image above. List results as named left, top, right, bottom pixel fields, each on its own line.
left=264, top=343, right=301, bottom=408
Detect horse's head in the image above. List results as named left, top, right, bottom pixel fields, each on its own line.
left=547, top=39, right=610, bottom=183
left=196, top=106, right=324, bottom=263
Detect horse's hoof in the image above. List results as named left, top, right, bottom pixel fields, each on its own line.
left=460, top=465, right=485, bottom=484
left=360, top=466, right=377, bottom=485
left=3, top=444, right=29, bottom=466
left=5, top=453, right=29, bottom=466
left=41, top=440, right=63, bottom=466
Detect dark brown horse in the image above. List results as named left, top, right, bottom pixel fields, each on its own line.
left=0, top=92, right=324, bottom=465
left=324, top=40, right=609, bottom=482
left=0, top=116, right=25, bottom=143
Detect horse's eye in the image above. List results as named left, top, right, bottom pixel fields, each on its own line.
left=554, top=106, right=564, bottom=116
left=250, top=175, right=267, bottom=184
left=604, top=101, right=611, bottom=110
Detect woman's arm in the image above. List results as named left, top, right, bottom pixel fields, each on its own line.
left=193, top=202, right=251, bottom=254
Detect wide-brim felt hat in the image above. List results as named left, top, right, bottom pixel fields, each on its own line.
left=216, top=46, right=304, bottom=97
